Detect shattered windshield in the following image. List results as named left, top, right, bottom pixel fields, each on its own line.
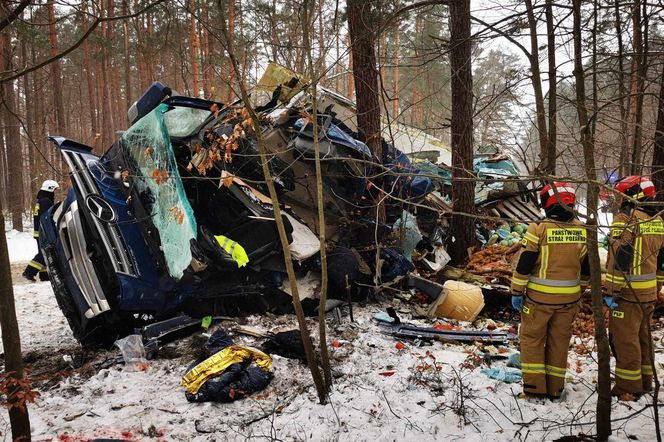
left=163, top=106, right=211, bottom=138
left=121, top=103, right=197, bottom=280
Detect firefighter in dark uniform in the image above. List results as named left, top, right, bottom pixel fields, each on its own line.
left=22, top=180, right=59, bottom=282
left=605, top=175, right=664, bottom=400
left=511, top=182, right=590, bottom=399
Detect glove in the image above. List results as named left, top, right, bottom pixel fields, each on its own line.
left=604, top=296, right=618, bottom=310
left=511, top=295, right=524, bottom=312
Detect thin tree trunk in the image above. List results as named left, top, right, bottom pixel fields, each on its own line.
left=82, top=0, right=99, bottom=150
left=216, top=0, right=328, bottom=403
left=226, top=0, right=236, bottom=102
left=47, top=0, right=65, bottom=136
left=346, top=33, right=354, bottom=100
left=411, top=15, right=423, bottom=127
left=544, top=0, right=556, bottom=171
left=614, top=0, right=629, bottom=176
left=0, top=201, right=31, bottom=441
left=188, top=0, right=200, bottom=97
left=449, top=0, right=475, bottom=266
left=392, top=0, right=401, bottom=120
left=202, top=3, right=212, bottom=98
left=1, top=31, right=25, bottom=231
left=572, top=1, right=612, bottom=440
left=123, top=0, right=132, bottom=110
left=304, top=0, right=332, bottom=394
left=0, top=102, right=6, bottom=210
left=524, top=0, right=550, bottom=175
left=630, top=0, right=647, bottom=174
left=317, top=0, right=326, bottom=85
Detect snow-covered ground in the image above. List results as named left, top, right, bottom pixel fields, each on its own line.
left=5, top=229, right=37, bottom=263
left=4, top=231, right=664, bottom=441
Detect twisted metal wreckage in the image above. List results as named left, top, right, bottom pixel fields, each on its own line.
left=39, top=63, right=537, bottom=348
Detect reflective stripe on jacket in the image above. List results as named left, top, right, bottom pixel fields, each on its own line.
left=605, top=208, right=664, bottom=302
left=511, top=219, right=589, bottom=304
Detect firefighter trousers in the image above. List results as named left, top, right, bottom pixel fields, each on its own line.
left=23, top=238, right=47, bottom=280
left=608, top=300, right=655, bottom=395
left=520, top=297, right=579, bottom=397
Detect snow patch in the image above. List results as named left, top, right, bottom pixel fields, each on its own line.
left=5, top=229, right=37, bottom=263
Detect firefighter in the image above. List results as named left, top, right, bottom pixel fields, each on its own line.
left=22, top=180, right=59, bottom=282
left=605, top=175, right=664, bottom=400
left=510, top=182, right=590, bottom=399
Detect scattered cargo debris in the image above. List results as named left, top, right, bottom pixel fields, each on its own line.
left=40, top=62, right=539, bottom=348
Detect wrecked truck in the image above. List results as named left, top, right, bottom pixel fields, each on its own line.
left=40, top=68, right=439, bottom=347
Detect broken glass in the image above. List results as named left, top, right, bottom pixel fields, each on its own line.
left=121, top=103, right=197, bottom=280
left=163, top=106, right=211, bottom=138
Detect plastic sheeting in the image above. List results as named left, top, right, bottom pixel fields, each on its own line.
left=121, top=103, right=197, bottom=280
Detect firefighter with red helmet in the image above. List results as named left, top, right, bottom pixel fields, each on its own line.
left=605, top=175, right=663, bottom=399
left=511, top=182, right=590, bottom=399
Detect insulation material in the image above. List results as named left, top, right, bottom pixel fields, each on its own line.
left=121, top=103, right=197, bottom=280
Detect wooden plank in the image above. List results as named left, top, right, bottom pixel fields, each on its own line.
left=495, top=200, right=521, bottom=221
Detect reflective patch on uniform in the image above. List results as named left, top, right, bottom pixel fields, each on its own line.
left=615, top=367, right=642, bottom=381
left=33, top=203, right=40, bottom=216
left=545, top=365, right=568, bottom=378
left=545, top=228, right=586, bottom=244
left=522, top=305, right=530, bottom=314
left=521, top=362, right=545, bottom=374
left=612, top=310, right=625, bottom=319
left=639, top=220, right=664, bottom=235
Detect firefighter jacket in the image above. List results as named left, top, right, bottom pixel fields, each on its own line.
left=605, top=208, right=664, bottom=302
left=511, top=218, right=590, bottom=305
left=32, top=191, right=54, bottom=239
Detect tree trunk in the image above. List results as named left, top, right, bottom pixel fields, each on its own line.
left=544, top=0, right=556, bottom=173
left=651, top=62, right=664, bottom=200
left=630, top=0, right=647, bottom=174
left=304, top=0, right=332, bottom=393
left=411, top=15, right=423, bottom=128
left=449, top=0, right=475, bottom=266
left=614, top=0, right=629, bottom=176
left=1, top=31, right=25, bottom=231
left=524, top=0, right=550, bottom=175
left=317, top=0, right=326, bottom=85
left=216, top=0, right=328, bottom=403
left=188, top=0, right=200, bottom=97
left=346, top=33, right=354, bottom=100
left=0, top=102, right=6, bottom=210
left=225, top=0, right=236, bottom=102
left=347, top=0, right=381, bottom=158
left=82, top=0, right=99, bottom=150
left=123, top=0, right=132, bottom=110
left=47, top=0, right=65, bottom=136
left=392, top=0, right=401, bottom=120
left=572, top=1, right=612, bottom=440
left=202, top=4, right=213, bottom=99
left=0, top=200, right=32, bottom=441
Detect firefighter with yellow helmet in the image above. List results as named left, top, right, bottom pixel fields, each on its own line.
left=511, top=182, right=590, bottom=399
left=605, top=175, right=664, bottom=399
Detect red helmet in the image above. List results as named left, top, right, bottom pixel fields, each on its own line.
left=615, top=175, right=655, bottom=200
left=539, top=182, right=576, bottom=209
